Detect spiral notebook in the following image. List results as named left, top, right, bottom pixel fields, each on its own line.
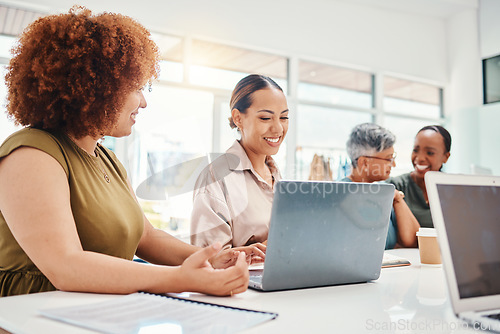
left=39, top=292, right=278, bottom=334
left=381, top=252, right=411, bottom=268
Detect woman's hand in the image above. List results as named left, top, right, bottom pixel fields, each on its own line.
left=179, top=243, right=249, bottom=296
left=393, top=189, right=405, bottom=204
left=233, top=243, right=266, bottom=264
left=210, top=243, right=266, bottom=269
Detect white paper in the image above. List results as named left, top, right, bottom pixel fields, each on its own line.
left=248, top=263, right=264, bottom=271
left=39, top=292, right=277, bottom=334
left=382, top=252, right=411, bottom=267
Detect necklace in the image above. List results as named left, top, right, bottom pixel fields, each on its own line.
left=65, top=133, right=110, bottom=183
left=95, top=150, right=111, bottom=183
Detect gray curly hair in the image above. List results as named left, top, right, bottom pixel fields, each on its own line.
left=346, top=123, right=396, bottom=168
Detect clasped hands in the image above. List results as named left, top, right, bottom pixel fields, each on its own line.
left=210, top=242, right=266, bottom=269
left=179, top=242, right=266, bottom=296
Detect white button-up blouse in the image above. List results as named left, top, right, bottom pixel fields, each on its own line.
left=190, top=140, right=281, bottom=248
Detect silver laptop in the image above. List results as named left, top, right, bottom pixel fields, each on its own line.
left=249, top=180, right=394, bottom=292
left=426, top=172, right=500, bottom=332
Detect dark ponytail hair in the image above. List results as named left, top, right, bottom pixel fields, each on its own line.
left=228, top=74, right=283, bottom=129
left=417, top=125, right=452, bottom=153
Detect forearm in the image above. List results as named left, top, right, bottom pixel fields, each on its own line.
left=48, top=250, right=187, bottom=295
left=393, top=201, right=419, bottom=247
left=136, top=227, right=199, bottom=266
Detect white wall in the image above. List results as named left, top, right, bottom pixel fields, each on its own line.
left=445, top=9, right=482, bottom=174
left=479, top=0, right=500, bottom=58
left=441, top=0, right=500, bottom=176
left=160, top=0, right=449, bottom=83
left=36, top=0, right=450, bottom=83
left=478, top=0, right=500, bottom=175
left=479, top=104, right=500, bottom=175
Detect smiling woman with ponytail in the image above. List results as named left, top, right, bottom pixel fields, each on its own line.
left=191, top=74, right=289, bottom=259
left=388, top=125, right=452, bottom=228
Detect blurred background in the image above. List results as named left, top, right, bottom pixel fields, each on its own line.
left=1, top=0, right=498, bottom=240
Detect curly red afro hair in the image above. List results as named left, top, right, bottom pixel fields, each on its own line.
left=5, top=6, right=160, bottom=139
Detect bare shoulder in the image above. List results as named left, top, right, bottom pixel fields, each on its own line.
left=0, top=146, right=65, bottom=175
left=0, top=146, right=68, bottom=200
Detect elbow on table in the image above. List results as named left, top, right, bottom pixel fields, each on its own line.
left=44, top=270, right=77, bottom=292
left=398, top=236, right=418, bottom=248
left=38, top=258, right=88, bottom=293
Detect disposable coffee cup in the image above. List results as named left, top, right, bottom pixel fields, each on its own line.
left=416, top=228, right=442, bottom=265
left=416, top=267, right=447, bottom=305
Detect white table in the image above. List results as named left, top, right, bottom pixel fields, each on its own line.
left=0, top=249, right=476, bottom=333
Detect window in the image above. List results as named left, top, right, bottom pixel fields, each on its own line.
left=0, top=4, right=49, bottom=142
left=152, top=33, right=184, bottom=83
left=0, top=64, right=22, bottom=144
left=295, top=61, right=374, bottom=180
left=298, top=61, right=373, bottom=108
left=188, top=39, right=288, bottom=92
left=130, top=85, right=215, bottom=240
left=0, top=35, right=16, bottom=59
left=483, top=54, right=500, bottom=104
left=382, top=77, right=443, bottom=176
left=0, top=5, right=43, bottom=37
left=384, top=116, right=435, bottom=176
left=295, top=105, right=372, bottom=180
left=217, top=100, right=239, bottom=152
left=383, top=76, right=442, bottom=118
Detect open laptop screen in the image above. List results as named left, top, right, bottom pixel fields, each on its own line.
left=437, top=184, right=500, bottom=299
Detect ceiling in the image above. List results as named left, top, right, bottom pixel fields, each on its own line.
left=0, top=4, right=42, bottom=35
left=0, top=0, right=479, bottom=35
left=335, top=0, right=477, bottom=19
left=0, top=0, right=476, bottom=105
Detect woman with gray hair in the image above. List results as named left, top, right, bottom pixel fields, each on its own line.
left=341, top=123, right=419, bottom=248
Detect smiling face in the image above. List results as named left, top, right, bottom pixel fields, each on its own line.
left=232, top=88, right=289, bottom=158
left=411, top=129, right=450, bottom=179
left=108, top=89, right=147, bottom=138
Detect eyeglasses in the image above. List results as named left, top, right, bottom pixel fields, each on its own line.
left=361, top=152, right=397, bottom=164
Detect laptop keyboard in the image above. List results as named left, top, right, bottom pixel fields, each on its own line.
left=249, top=273, right=263, bottom=283
left=486, top=313, right=500, bottom=320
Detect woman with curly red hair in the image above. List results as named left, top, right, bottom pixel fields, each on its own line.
left=0, top=6, right=258, bottom=297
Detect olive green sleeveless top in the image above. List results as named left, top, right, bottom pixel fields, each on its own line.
left=0, top=128, right=144, bottom=297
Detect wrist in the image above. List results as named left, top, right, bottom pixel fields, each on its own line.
left=141, top=264, right=185, bottom=294
left=169, top=265, right=188, bottom=293
left=207, top=254, right=215, bottom=267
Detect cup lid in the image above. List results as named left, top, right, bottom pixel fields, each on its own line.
left=416, top=227, right=437, bottom=237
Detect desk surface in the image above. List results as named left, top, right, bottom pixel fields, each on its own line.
left=0, top=249, right=476, bottom=333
